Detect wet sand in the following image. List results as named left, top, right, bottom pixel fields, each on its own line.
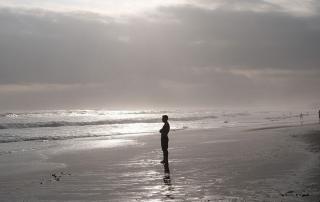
left=1, top=124, right=320, bottom=201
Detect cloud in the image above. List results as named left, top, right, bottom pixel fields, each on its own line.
left=0, top=3, right=319, bottom=109
left=187, top=0, right=319, bottom=17
left=0, top=0, right=319, bottom=18
left=0, top=0, right=187, bottom=17
left=0, top=83, right=102, bottom=94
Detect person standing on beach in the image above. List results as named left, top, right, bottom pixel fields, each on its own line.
left=300, top=113, right=304, bottom=125
left=160, top=115, right=170, bottom=165
left=318, top=110, right=320, bottom=123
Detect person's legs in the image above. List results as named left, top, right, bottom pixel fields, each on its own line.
left=161, top=138, right=169, bottom=164
left=163, top=149, right=168, bottom=164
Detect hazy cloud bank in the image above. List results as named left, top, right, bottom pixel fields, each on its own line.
left=0, top=1, right=319, bottom=110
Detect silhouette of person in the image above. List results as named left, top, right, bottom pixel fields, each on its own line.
left=300, top=113, right=303, bottom=125
left=318, top=110, right=320, bottom=123
left=160, top=115, right=170, bottom=165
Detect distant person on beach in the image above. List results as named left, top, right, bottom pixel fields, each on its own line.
left=300, top=113, right=303, bottom=125
left=160, top=115, right=170, bottom=165
left=318, top=110, right=320, bottom=123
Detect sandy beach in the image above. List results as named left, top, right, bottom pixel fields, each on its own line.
left=0, top=123, right=320, bottom=201
left=2, top=0, right=320, bottom=201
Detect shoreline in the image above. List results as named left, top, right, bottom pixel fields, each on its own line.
left=0, top=123, right=319, bottom=201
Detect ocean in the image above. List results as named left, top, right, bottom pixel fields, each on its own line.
left=0, top=109, right=317, bottom=155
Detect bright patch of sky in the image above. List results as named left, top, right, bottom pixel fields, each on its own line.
left=0, top=0, right=186, bottom=16
left=0, top=0, right=317, bottom=17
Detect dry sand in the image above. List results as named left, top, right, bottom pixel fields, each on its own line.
left=0, top=124, right=320, bottom=201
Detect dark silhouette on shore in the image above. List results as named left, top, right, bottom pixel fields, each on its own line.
left=299, top=113, right=303, bottom=125
left=160, top=115, right=170, bottom=165
left=318, top=110, right=320, bottom=123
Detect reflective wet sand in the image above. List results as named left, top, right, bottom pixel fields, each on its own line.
left=1, top=125, right=320, bottom=201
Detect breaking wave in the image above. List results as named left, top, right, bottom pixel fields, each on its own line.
left=0, top=115, right=217, bottom=130
left=0, top=110, right=173, bottom=118
left=0, top=133, right=111, bottom=143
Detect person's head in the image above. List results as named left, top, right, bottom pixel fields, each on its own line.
left=162, top=115, right=169, bottom=123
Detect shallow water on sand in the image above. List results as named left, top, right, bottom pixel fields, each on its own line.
left=0, top=109, right=317, bottom=157
left=2, top=126, right=317, bottom=201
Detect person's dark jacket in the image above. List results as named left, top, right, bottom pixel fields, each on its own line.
left=160, top=122, right=170, bottom=138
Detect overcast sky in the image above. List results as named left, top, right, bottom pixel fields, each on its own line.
left=0, top=0, right=319, bottom=110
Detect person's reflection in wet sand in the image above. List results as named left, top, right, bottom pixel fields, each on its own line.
left=163, top=163, right=170, bottom=183
left=163, top=162, right=174, bottom=199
